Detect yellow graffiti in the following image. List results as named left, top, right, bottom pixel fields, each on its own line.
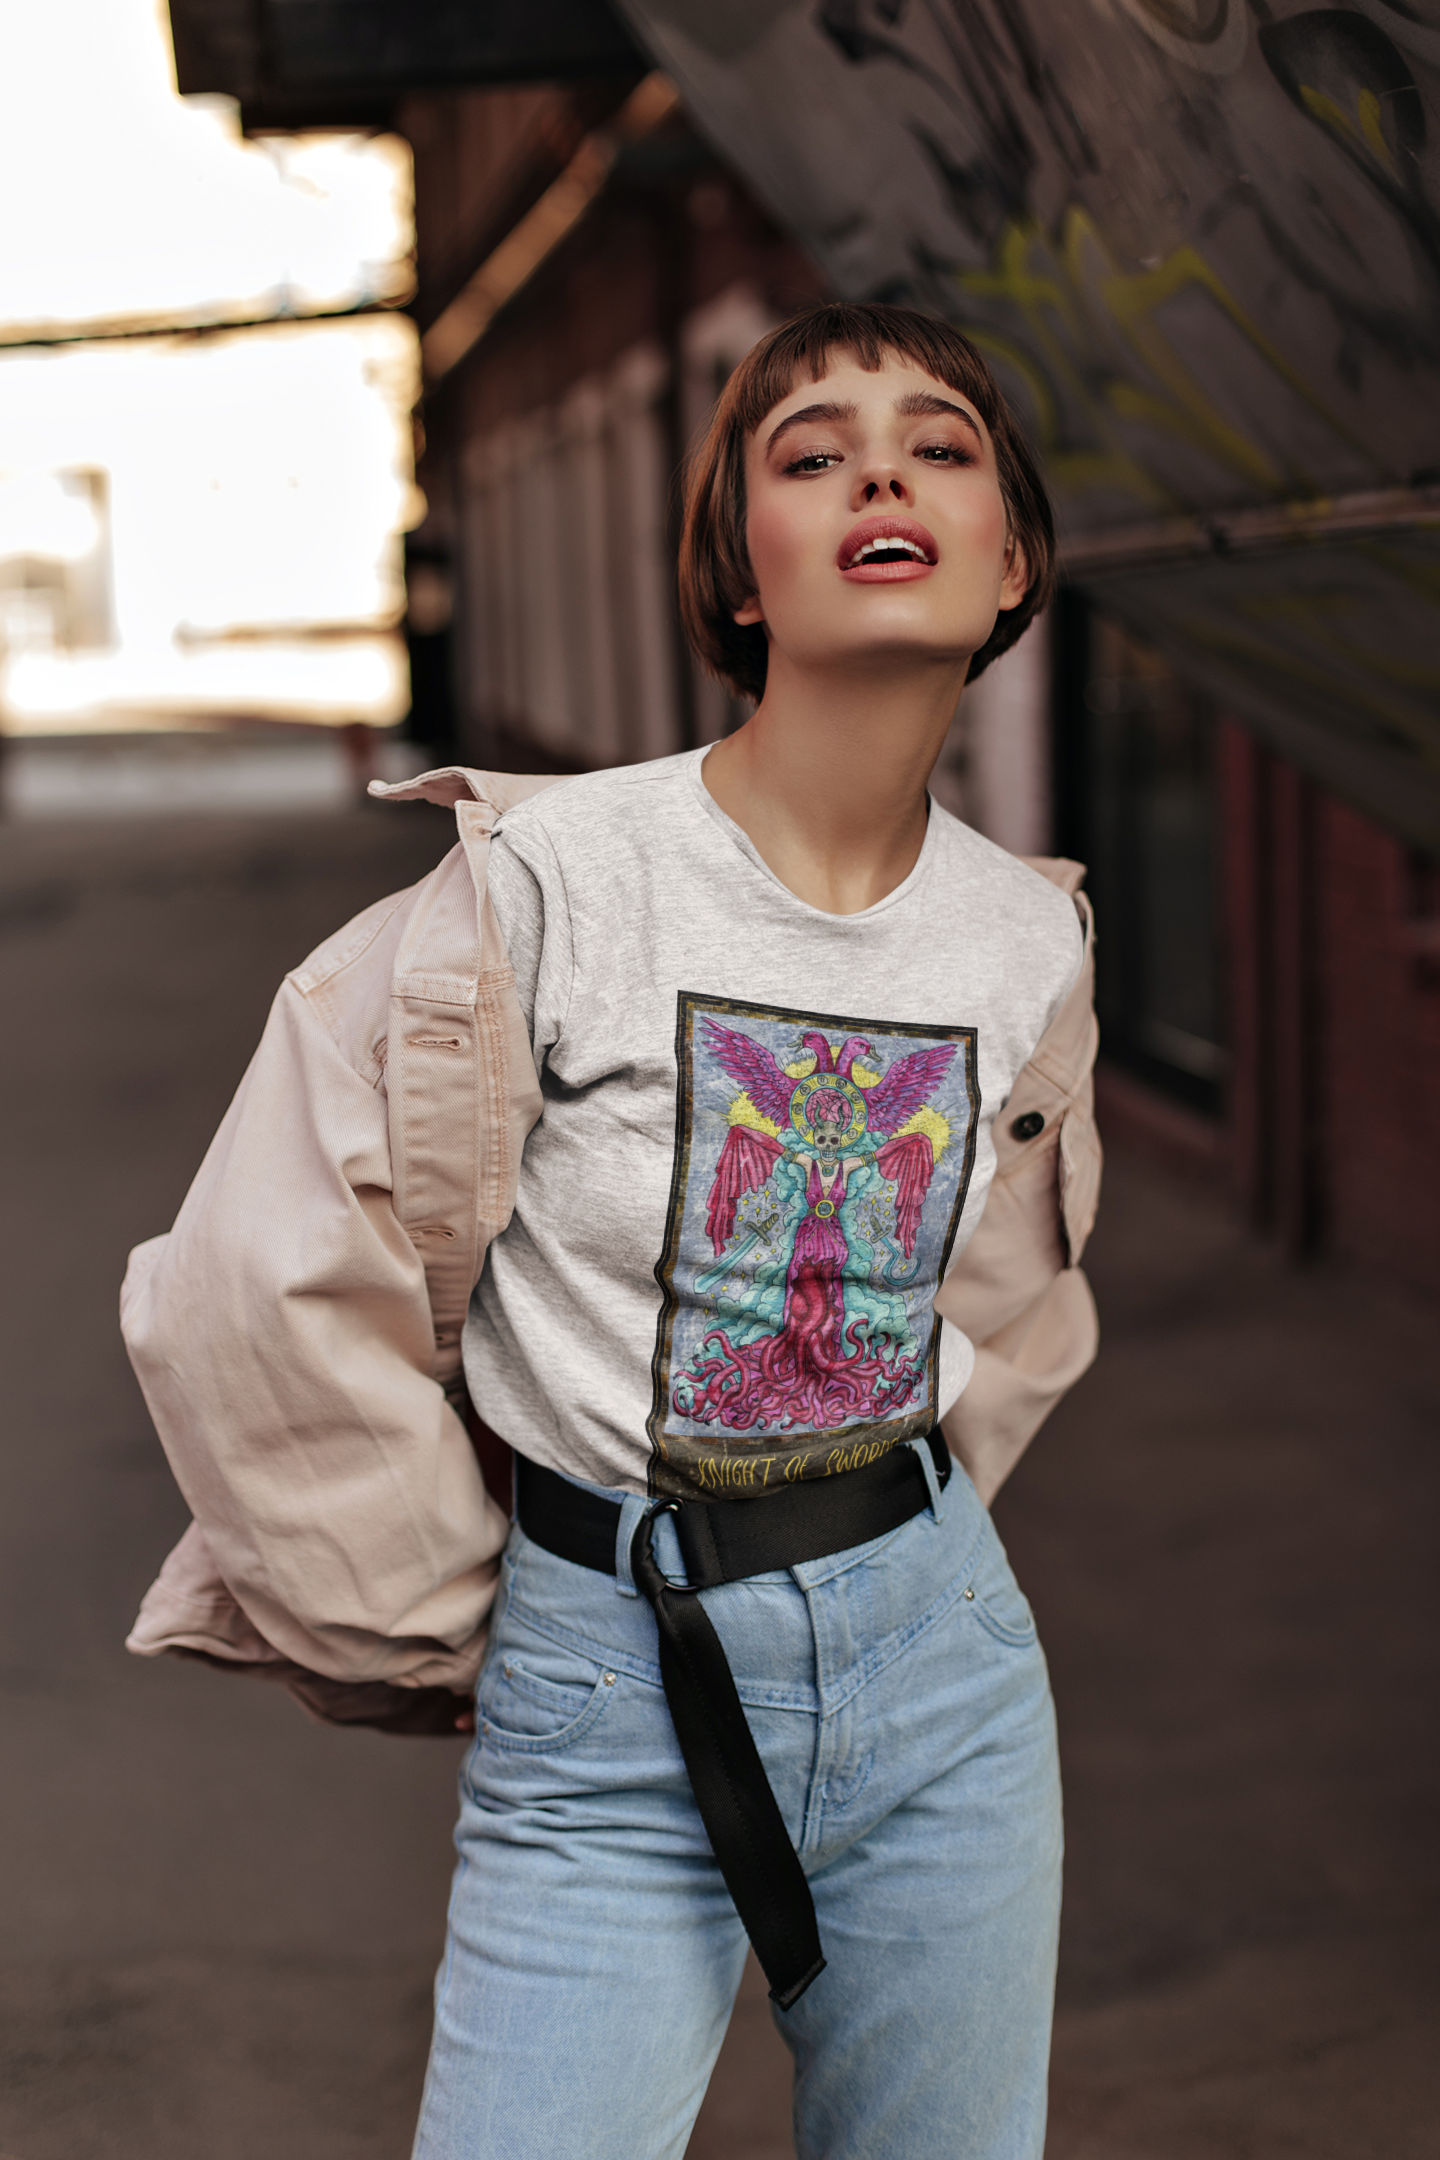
left=1091, top=218, right=1373, bottom=473
left=962, top=323, right=1165, bottom=505
left=1300, top=83, right=1397, bottom=178
left=955, top=207, right=1388, bottom=514
left=1105, top=380, right=1282, bottom=494
left=957, top=221, right=1168, bottom=512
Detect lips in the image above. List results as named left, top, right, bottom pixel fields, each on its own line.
left=838, top=515, right=938, bottom=582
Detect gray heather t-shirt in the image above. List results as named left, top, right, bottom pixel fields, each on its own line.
left=462, top=749, right=1082, bottom=1501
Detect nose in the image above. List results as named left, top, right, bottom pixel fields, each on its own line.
left=851, top=448, right=911, bottom=510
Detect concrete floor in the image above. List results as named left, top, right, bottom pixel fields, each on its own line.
left=1, top=807, right=1435, bottom=2158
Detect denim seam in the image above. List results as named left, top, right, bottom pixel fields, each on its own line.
left=506, top=1509, right=992, bottom=1714
left=501, top=1595, right=665, bottom=1690
left=493, top=1661, right=597, bottom=1712
left=821, top=1749, right=872, bottom=1817
left=502, top=1592, right=821, bottom=1712
left=789, top=1515, right=914, bottom=1589
left=474, top=1668, right=619, bottom=1756
left=424, top=1846, right=469, bottom=2073
left=966, top=1596, right=1039, bottom=1650
left=813, top=1548, right=980, bottom=1716
left=803, top=1506, right=992, bottom=1714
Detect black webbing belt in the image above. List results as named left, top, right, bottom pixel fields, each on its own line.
left=514, top=1432, right=950, bottom=2010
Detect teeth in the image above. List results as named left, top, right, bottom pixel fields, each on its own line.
left=851, top=536, right=928, bottom=565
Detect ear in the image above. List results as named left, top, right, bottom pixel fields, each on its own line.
left=732, top=594, right=764, bottom=627
left=996, top=533, right=1029, bottom=614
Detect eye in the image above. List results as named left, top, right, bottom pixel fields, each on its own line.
left=782, top=450, right=842, bottom=474
left=915, top=439, right=974, bottom=464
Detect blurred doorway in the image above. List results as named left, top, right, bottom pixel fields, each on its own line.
left=1056, top=595, right=1226, bottom=1119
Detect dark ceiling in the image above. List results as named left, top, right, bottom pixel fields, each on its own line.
left=167, top=0, right=646, bottom=127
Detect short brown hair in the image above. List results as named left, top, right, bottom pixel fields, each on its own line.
left=678, top=301, right=1055, bottom=702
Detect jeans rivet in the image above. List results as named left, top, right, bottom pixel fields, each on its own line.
left=481, top=1721, right=490, bottom=1735
left=964, top=1587, right=975, bottom=1600
left=603, top=1672, right=617, bottom=1685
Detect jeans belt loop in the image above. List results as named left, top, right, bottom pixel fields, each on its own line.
left=614, top=1494, right=649, bottom=1596
left=908, top=1433, right=947, bottom=1522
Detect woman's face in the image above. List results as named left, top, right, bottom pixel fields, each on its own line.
left=737, top=352, right=1028, bottom=680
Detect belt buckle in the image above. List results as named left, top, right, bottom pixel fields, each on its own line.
left=633, top=1498, right=706, bottom=1594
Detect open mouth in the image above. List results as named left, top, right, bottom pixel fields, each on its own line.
left=851, top=538, right=928, bottom=564
left=838, top=516, right=938, bottom=580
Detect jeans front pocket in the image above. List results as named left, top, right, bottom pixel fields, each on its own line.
left=964, top=1520, right=1039, bottom=1649
left=476, top=1652, right=619, bottom=1755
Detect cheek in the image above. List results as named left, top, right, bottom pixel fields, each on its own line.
left=953, top=486, right=1010, bottom=569
left=743, top=497, right=796, bottom=592
left=744, top=486, right=828, bottom=605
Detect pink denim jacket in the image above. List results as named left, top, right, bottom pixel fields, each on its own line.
left=121, top=767, right=1101, bottom=1714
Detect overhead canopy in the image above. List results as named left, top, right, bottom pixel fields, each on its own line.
left=608, top=0, right=1440, bottom=848
left=168, top=0, right=646, bottom=126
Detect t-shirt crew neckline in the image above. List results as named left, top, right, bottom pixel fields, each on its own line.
left=684, top=745, right=938, bottom=923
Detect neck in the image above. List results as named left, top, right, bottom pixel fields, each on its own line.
left=701, top=647, right=968, bottom=915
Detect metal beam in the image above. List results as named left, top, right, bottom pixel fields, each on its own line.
left=167, top=0, right=647, bottom=114
left=1060, top=488, right=1440, bottom=578
left=268, top=0, right=645, bottom=92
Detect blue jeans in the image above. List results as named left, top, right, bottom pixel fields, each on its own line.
left=412, top=1453, right=1062, bottom=2160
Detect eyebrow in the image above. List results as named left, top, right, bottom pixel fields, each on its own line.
left=764, top=389, right=983, bottom=455
left=765, top=400, right=858, bottom=454
left=894, top=390, right=983, bottom=441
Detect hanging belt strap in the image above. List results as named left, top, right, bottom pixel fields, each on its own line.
left=515, top=1432, right=950, bottom=2009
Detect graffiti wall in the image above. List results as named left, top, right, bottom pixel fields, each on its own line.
left=618, top=0, right=1440, bottom=844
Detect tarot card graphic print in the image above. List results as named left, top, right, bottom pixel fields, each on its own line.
left=649, top=993, right=979, bottom=1500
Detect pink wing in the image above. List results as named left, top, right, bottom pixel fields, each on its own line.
left=876, top=1130, right=936, bottom=1258
left=700, top=1018, right=795, bottom=1130
left=705, top=1125, right=783, bottom=1255
left=864, top=1043, right=957, bottom=1136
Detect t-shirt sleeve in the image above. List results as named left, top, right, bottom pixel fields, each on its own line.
left=1002, top=880, right=1087, bottom=1076
left=1036, top=892, right=1086, bottom=1043
left=486, top=823, right=575, bottom=1068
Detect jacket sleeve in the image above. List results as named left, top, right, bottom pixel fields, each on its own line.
left=935, top=874, right=1102, bottom=1506
left=121, top=876, right=512, bottom=1695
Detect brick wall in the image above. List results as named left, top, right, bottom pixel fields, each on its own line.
left=1317, top=796, right=1440, bottom=1297
left=1220, top=719, right=1440, bottom=1298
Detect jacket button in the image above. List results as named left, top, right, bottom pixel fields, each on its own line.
left=1011, top=1110, right=1045, bottom=1141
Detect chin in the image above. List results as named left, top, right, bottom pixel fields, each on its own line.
left=783, top=620, right=986, bottom=673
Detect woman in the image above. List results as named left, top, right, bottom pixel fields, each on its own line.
left=417, top=302, right=1090, bottom=2156
left=124, top=301, right=1100, bottom=2158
